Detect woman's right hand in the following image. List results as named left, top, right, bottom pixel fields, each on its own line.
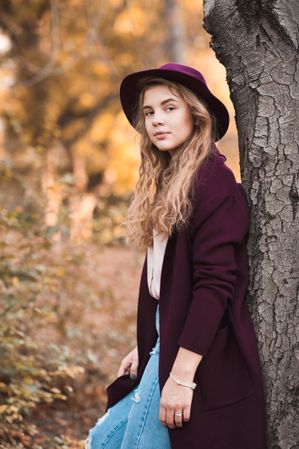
left=117, top=346, right=139, bottom=379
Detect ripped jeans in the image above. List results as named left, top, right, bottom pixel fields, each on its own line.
left=85, top=304, right=172, bottom=449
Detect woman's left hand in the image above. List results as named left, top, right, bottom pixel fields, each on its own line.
left=159, top=376, right=194, bottom=429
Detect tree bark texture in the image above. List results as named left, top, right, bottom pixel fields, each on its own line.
left=203, top=1, right=298, bottom=448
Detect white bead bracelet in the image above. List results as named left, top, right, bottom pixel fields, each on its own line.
left=169, top=372, right=197, bottom=390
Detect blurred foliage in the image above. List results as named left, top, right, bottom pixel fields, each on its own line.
left=0, top=203, right=140, bottom=448
left=0, top=0, right=239, bottom=446
left=0, top=0, right=236, bottom=242
left=0, top=206, right=82, bottom=447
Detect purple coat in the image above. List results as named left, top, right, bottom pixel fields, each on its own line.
left=106, top=149, right=267, bottom=449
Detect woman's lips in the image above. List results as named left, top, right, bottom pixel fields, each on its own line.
left=154, top=132, right=170, bottom=139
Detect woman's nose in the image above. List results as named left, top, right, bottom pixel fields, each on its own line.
left=152, top=113, right=165, bottom=126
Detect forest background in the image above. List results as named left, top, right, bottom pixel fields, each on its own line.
left=0, top=1, right=241, bottom=448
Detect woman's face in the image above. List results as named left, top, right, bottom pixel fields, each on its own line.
left=142, top=84, right=194, bottom=155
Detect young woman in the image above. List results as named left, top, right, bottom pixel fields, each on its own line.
left=85, top=63, right=266, bottom=449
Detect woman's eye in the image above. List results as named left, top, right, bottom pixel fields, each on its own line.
left=144, top=111, right=153, bottom=117
left=166, top=106, right=175, bottom=112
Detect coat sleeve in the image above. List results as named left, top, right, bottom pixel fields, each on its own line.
left=177, top=187, right=249, bottom=356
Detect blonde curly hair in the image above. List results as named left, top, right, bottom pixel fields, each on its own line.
left=124, top=76, right=218, bottom=250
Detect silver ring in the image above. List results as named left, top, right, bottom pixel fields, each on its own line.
left=175, top=412, right=182, bottom=416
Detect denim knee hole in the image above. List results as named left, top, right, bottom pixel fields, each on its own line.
left=131, top=388, right=141, bottom=403
left=149, top=342, right=160, bottom=356
left=85, top=430, right=93, bottom=449
left=85, top=410, right=110, bottom=449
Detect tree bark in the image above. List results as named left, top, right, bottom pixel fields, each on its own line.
left=203, top=1, right=299, bottom=448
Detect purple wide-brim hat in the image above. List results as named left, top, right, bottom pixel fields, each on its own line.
left=120, top=62, right=229, bottom=141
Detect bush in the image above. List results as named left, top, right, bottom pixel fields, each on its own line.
left=0, top=209, right=87, bottom=448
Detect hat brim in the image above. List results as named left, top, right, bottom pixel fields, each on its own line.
left=120, top=68, right=229, bottom=141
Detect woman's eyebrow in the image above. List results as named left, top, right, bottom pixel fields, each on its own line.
left=142, top=98, right=179, bottom=109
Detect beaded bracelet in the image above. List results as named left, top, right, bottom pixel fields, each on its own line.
left=169, top=372, right=197, bottom=390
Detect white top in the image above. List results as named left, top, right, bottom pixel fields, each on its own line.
left=147, top=229, right=168, bottom=300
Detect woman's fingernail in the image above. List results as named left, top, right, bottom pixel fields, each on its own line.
left=130, top=373, right=137, bottom=380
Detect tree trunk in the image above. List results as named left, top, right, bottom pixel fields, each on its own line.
left=203, top=1, right=299, bottom=448
left=163, top=0, right=187, bottom=62
left=41, top=143, right=64, bottom=240
left=69, top=151, right=97, bottom=241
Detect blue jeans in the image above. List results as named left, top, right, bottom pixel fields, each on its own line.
left=85, top=304, right=172, bottom=449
